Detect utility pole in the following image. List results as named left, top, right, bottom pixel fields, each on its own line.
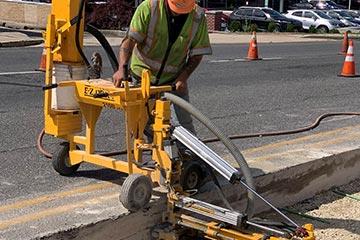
left=279, top=0, right=284, bottom=12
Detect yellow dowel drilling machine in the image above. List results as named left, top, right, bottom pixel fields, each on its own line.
left=41, top=0, right=315, bottom=239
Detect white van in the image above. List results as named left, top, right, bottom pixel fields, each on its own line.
left=284, top=9, right=345, bottom=32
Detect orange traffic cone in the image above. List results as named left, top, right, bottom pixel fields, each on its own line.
left=339, top=40, right=359, bottom=77
left=339, top=31, right=349, bottom=55
left=37, top=48, right=46, bottom=72
left=246, top=31, right=261, bottom=61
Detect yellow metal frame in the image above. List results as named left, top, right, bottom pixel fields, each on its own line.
left=164, top=214, right=315, bottom=240
left=43, top=0, right=174, bottom=185
left=43, top=1, right=316, bottom=239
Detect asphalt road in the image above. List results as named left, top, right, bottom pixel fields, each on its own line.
left=1, top=41, right=360, bottom=203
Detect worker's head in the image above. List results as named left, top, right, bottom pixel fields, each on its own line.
left=167, top=0, right=195, bottom=14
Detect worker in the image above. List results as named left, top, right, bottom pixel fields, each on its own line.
left=112, top=0, right=212, bottom=134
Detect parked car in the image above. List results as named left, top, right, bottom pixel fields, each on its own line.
left=284, top=9, right=345, bottom=32
left=288, top=0, right=314, bottom=10
left=324, top=10, right=360, bottom=27
left=347, top=10, right=360, bottom=20
left=229, top=7, right=303, bottom=32
left=309, top=0, right=346, bottom=9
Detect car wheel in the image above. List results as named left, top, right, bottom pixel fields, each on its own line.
left=229, top=20, right=242, bottom=32
left=317, top=25, right=329, bottom=33
left=273, top=25, right=281, bottom=32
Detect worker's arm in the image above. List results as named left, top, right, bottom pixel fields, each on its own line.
left=112, top=0, right=150, bottom=87
left=112, top=38, right=136, bottom=87
left=175, top=55, right=203, bottom=94
left=175, top=8, right=211, bottom=94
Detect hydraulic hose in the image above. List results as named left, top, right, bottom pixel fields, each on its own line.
left=37, top=112, right=360, bottom=158
left=75, top=0, right=90, bottom=69
left=163, top=92, right=256, bottom=217
left=203, top=112, right=360, bottom=143
left=37, top=128, right=52, bottom=159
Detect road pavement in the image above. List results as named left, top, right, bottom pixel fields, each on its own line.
left=1, top=40, right=360, bottom=238
left=1, top=40, right=360, bottom=200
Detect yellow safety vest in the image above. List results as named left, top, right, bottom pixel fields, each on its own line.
left=128, top=0, right=212, bottom=85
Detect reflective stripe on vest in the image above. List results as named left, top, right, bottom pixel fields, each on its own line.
left=186, top=5, right=203, bottom=51
left=143, top=0, right=203, bottom=55
left=134, top=47, right=179, bottom=73
left=143, top=0, right=159, bottom=54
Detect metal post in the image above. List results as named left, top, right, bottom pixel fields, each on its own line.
left=279, top=0, right=284, bottom=13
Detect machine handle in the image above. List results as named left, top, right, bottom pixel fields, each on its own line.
left=93, top=92, right=109, bottom=98
left=42, top=83, right=58, bottom=91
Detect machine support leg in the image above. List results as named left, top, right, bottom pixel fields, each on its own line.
left=79, top=103, right=102, bottom=154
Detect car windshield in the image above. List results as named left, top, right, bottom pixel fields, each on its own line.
left=326, top=1, right=337, bottom=6
left=337, top=11, right=353, bottom=18
left=314, top=10, right=333, bottom=19
left=348, top=11, right=360, bottom=18
left=262, top=8, right=283, bottom=18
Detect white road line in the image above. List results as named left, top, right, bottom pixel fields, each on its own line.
left=262, top=57, right=282, bottom=60
left=209, top=59, right=231, bottom=63
left=0, top=71, right=41, bottom=76
left=210, top=57, right=282, bottom=63
left=234, top=58, right=247, bottom=62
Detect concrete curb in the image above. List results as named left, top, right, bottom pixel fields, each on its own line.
left=37, top=131, right=360, bottom=240
left=0, top=39, right=43, bottom=47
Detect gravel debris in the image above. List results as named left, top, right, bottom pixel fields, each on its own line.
left=283, top=179, right=360, bottom=240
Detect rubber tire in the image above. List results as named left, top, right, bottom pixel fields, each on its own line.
left=273, top=25, right=281, bottom=33
left=230, top=20, right=242, bottom=32
left=317, top=25, right=329, bottom=33
left=52, top=142, right=80, bottom=176
left=120, top=174, right=153, bottom=212
left=180, top=161, right=204, bottom=190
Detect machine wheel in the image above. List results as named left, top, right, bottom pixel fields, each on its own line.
left=180, top=161, right=205, bottom=190
left=120, top=174, right=153, bottom=212
left=52, top=142, right=80, bottom=176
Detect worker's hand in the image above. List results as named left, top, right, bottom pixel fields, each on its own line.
left=175, top=77, right=188, bottom=94
left=175, top=72, right=189, bottom=94
left=112, top=70, right=124, bottom=88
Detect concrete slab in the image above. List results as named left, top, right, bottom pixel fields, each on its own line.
left=1, top=124, right=359, bottom=240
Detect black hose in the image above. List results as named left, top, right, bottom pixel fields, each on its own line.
left=38, top=112, right=360, bottom=159
left=75, top=0, right=90, bottom=68
left=203, top=112, right=360, bottom=143
left=164, top=92, right=256, bottom=217
left=85, top=24, right=119, bottom=72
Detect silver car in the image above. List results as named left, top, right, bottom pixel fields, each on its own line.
left=284, top=9, right=344, bottom=32
left=325, top=10, right=360, bottom=27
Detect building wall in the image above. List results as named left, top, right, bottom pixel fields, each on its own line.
left=0, top=0, right=50, bottom=29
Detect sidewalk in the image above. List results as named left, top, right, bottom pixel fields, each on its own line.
left=0, top=29, right=346, bottom=48
left=0, top=31, right=42, bottom=47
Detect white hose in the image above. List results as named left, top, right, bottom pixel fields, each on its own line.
left=164, top=92, right=255, bottom=217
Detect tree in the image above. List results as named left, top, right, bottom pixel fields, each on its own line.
left=86, top=0, right=134, bottom=30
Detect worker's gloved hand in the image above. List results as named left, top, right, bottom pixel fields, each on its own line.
left=112, top=69, right=124, bottom=88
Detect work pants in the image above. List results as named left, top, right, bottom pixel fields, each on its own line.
left=131, top=77, right=196, bottom=139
